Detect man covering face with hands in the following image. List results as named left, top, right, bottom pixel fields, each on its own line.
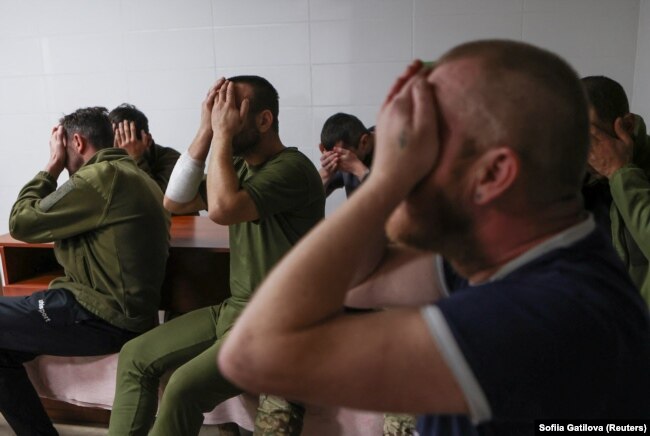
left=219, top=40, right=650, bottom=435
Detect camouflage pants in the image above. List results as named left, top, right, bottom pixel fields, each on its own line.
left=383, top=413, right=416, bottom=436
left=254, top=394, right=305, bottom=436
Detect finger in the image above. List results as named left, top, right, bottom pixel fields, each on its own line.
left=390, top=75, right=416, bottom=121
left=588, top=124, right=610, bottom=143
left=129, top=121, right=137, bottom=142
left=205, top=85, right=219, bottom=108
left=117, top=121, right=126, bottom=144
left=113, top=127, right=119, bottom=147
left=412, top=75, right=436, bottom=134
left=240, top=97, right=250, bottom=121
left=217, top=79, right=228, bottom=104
left=54, top=125, right=63, bottom=143
left=211, top=77, right=226, bottom=94
left=142, top=130, right=153, bottom=147
left=225, top=81, right=235, bottom=106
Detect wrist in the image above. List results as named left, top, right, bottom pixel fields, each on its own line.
left=127, top=148, right=145, bottom=161
left=351, top=162, right=368, bottom=180
left=365, top=169, right=411, bottom=201
left=44, top=163, right=62, bottom=180
left=211, top=134, right=234, bottom=154
left=196, top=126, right=212, bottom=140
left=319, top=167, right=332, bottom=184
left=606, top=163, right=627, bottom=180
left=356, top=165, right=370, bottom=182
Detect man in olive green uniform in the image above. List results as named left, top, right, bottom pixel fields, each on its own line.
left=582, top=76, right=650, bottom=306
left=108, top=76, right=324, bottom=436
left=2, top=106, right=170, bottom=435
left=110, top=103, right=180, bottom=193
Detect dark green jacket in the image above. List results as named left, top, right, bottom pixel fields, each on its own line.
left=609, top=115, right=650, bottom=306
left=10, top=148, right=171, bottom=332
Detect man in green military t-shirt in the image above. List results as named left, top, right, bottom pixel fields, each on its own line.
left=2, top=107, right=170, bottom=435
left=108, top=76, right=325, bottom=436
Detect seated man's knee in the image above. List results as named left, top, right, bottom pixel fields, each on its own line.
left=162, top=368, right=197, bottom=406
left=117, top=336, right=156, bottom=376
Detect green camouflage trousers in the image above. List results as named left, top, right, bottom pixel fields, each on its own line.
left=254, top=394, right=305, bottom=436
left=383, top=413, right=416, bottom=436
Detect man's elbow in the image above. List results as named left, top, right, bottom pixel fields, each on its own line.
left=163, top=196, right=183, bottom=214
left=207, top=204, right=240, bottom=226
left=219, top=334, right=275, bottom=393
left=9, top=214, right=40, bottom=243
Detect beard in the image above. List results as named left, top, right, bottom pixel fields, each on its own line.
left=386, top=182, right=475, bottom=260
left=232, top=123, right=261, bottom=157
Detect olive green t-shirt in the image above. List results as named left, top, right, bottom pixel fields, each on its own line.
left=226, top=147, right=325, bottom=313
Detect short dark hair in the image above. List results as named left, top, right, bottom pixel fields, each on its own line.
left=59, top=107, right=114, bottom=150
left=581, top=76, right=629, bottom=125
left=320, top=113, right=369, bottom=151
left=228, top=75, right=279, bottom=133
left=109, top=103, right=150, bottom=139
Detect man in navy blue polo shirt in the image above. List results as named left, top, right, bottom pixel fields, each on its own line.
left=218, top=40, right=650, bottom=435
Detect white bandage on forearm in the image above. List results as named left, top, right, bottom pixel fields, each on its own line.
left=165, top=152, right=205, bottom=203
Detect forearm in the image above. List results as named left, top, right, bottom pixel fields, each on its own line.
left=319, top=167, right=332, bottom=186
left=188, top=128, right=212, bottom=162
left=344, top=247, right=440, bottom=309
left=206, top=137, right=242, bottom=223
left=350, top=161, right=369, bottom=181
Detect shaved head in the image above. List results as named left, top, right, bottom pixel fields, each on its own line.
left=439, top=40, right=590, bottom=205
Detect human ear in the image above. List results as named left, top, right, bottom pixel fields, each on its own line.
left=472, top=147, right=519, bottom=205
left=621, top=113, right=636, bottom=135
left=257, top=110, right=274, bottom=133
left=72, top=133, right=87, bottom=154
left=357, top=133, right=371, bottom=157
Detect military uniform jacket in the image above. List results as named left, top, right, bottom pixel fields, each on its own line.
left=9, top=148, right=171, bottom=332
left=609, top=115, right=650, bottom=306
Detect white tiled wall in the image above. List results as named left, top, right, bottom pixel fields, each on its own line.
left=632, top=1, right=650, bottom=118
left=0, top=0, right=645, bottom=233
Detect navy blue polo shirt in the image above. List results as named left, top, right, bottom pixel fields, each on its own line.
left=417, top=217, right=650, bottom=435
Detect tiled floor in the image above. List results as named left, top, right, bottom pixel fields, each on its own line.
left=0, top=416, right=244, bottom=435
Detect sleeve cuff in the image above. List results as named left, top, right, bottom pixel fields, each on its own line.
left=37, top=171, right=58, bottom=186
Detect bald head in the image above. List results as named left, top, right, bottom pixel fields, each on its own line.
left=439, top=40, right=590, bottom=205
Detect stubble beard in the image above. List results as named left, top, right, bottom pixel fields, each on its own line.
left=232, top=124, right=261, bottom=157
left=386, top=185, right=475, bottom=261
